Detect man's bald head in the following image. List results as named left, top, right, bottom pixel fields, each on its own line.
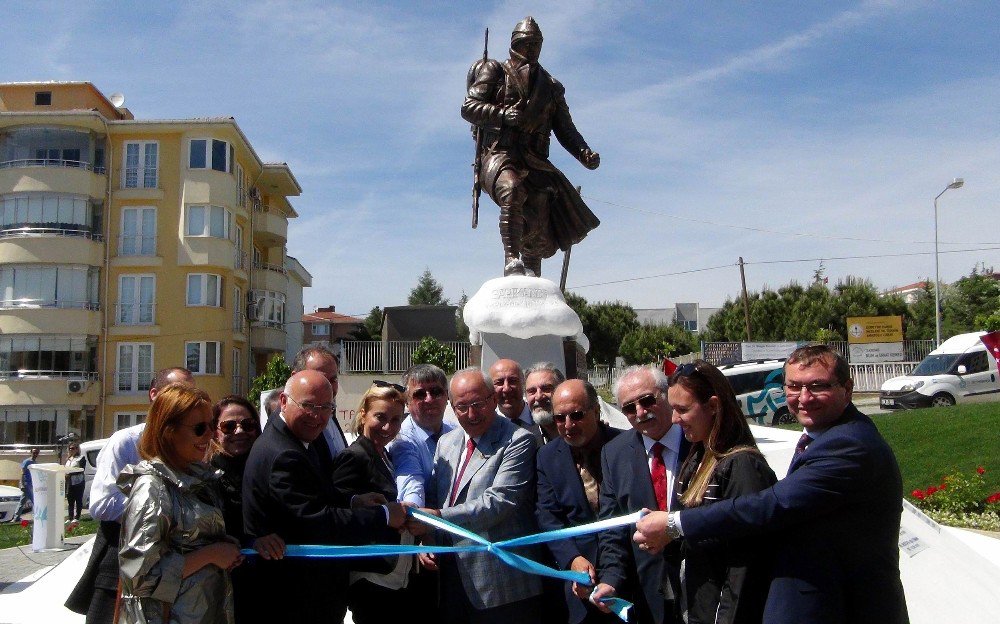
left=280, top=370, right=334, bottom=442
left=489, top=358, right=525, bottom=418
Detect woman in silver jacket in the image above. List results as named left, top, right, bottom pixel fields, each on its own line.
left=117, top=383, right=243, bottom=624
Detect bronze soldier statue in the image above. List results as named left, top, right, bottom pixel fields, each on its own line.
left=463, top=16, right=601, bottom=277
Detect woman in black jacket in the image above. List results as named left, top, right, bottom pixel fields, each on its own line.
left=668, top=360, right=778, bottom=624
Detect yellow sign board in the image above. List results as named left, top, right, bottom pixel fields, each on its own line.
left=846, top=316, right=903, bottom=344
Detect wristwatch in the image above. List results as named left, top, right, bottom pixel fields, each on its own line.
left=666, top=512, right=682, bottom=540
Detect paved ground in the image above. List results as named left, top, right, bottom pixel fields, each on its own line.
left=0, top=533, right=91, bottom=592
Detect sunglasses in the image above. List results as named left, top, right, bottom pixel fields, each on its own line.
left=675, top=362, right=701, bottom=377
left=373, top=379, right=406, bottom=392
left=217, top=418, right=258, bottom=434
left=179, top=421, right=212, bottom=437
left=411, top=386, right=446, bottom=400
left=621, top=393, right=658, bottom=416
left=553, top=410, right=587, bottom=423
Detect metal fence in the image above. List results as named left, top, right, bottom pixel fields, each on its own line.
left=850, top=362, right=917, bottom=392
left=589, top=351, right=700, bottom=392
left=702, top=340, right=936, bottom=366
left=341, top=340, right=472, bottom=374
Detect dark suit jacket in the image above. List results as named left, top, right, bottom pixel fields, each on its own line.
left=679, top=404, right=908, bottom=624
left=242, top=415, right=387, bottom=620
left=536, top=424, right=621, bottom=624
left=597, top=427, right=689, bottom=624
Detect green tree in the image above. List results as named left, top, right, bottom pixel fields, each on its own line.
left=351, top=306, right=383, bottom=341
left=582, top=300, right=639, bottom=366
left=787, top=282, right=833, bottom=340
left=408, top=268, right=449, bottom=305
left=619, top=324, right=699, bottom=365
left=411, top=336, right=457, bottom=374
left=942, top=264, right=1000, bottom=338
left=455, top=292, right=470, bottom=341
left=248, top=353, right=292, bottom=408
left=826, top=276, right=908, bottom=340
left=905, top=281, right=936, bottom=340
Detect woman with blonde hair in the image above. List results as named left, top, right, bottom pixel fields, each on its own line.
left=668, top=360, right=777, bottom=624
left=117, top=383, right=242, bottom=624
left=331, top=381, right=410, bottom=623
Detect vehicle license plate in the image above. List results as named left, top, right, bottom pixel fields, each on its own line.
left=880, top=398, right=895, bottom=408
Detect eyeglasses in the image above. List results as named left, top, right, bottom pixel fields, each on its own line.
left=453, top=398, right=491, bottom=414
left=783, top=381, right=840, bottom=396
left=553, top=410, right=587, bottom=423
left=411, top=386, right=446, bottom=401
left=373, top=380, right=406, bottom=392
left=179, top=421, right=212, bottom=437
left=217, top=418, right=259, bottom=434
left=621, top=393, right=659, bottom=416
left=286, top=395, right=335, bottom=414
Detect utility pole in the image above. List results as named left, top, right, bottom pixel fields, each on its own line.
left=739, top=257, right=752, bottom=341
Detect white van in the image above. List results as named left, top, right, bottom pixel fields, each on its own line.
left=719, top=360, right=793, bottom=425
left=879, top=332, right=1000, bottom=409
left=80, top=438, right=108, bottom=506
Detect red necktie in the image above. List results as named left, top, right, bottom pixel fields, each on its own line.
left=794, top=433, right=812, bottom=456
left=449, top=438, right=476, bottom=505
left=651, top=441, right=668, bottom=511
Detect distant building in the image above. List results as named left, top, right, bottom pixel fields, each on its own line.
left=0, top=81, right=309, bottom=442
left=303, top=306, right=363, bottom=348
left=883, top=281, right=928, bottom=305
left=634, top=302, right=720, bottom=334
left=382, top=305, right=459, bottom=342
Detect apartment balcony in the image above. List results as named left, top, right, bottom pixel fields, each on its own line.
left=253, top=208, right=287, bottom=246
left=0, top=230, right=104, bottom=266
left=0, top=161, right=106, bottom=199
left=251, top=321, right=286, bottom=352
left=233, top=249, right=248, bottom=280
left=252, top=261, right=287, bottom=293
left=232, top=313, right=247, bottom=342
left=0, top=371, right=100, bottom=407
left=0, top=303, right=101, bottom=335
left=178, top=235, right=233, bottom=268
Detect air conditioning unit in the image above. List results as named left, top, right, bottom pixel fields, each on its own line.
left=67, top=379, right=90, bottom=394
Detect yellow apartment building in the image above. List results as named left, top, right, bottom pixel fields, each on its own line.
left=0, top=81, right=309, bottom=443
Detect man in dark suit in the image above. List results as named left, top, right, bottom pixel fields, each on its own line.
left=243, top=370, right=407, bottom=623
left=536, top=379, right=621, bottom=623
left=592, top=365, right=689, bottom=624
left=412, top=368, right=542, bottom=624
left=634, top=344, right=909, bottom=624
left=490, top=358, right=545, bottom=443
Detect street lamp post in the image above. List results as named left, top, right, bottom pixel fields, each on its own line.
left=934, top=177, right=964, bottom=346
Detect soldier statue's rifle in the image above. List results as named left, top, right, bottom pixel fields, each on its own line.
left=471, top=28, right=488, bottom=229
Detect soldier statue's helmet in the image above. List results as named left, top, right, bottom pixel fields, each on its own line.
left=511, top=16, right=543, bottom=45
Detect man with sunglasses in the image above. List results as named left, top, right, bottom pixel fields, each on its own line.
left=591, top=365, right=689, bottom=624
left=536, top=379, right=621, bottom=623
left=634, top=344, right=908, bottom=624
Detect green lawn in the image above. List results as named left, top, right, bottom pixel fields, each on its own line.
left=871, top=404, right=1000, bottom=498
left=0, top=517, right=97, bottom=550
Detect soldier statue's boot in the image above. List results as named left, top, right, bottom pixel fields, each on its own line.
left=522, top=255, right=541, bottom=278
left=499, top=195, right=526, bottom=276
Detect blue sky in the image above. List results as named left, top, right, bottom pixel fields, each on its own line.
left=7, top=1, right=999, bottom=319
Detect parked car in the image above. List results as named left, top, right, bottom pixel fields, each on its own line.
left=0, top=484, right=20, bottom=522
left=719, top=359, right=793, bottom=425
left=880, top=331, right=1000, bottom=409
left=80, top=438, right=107, bottom=507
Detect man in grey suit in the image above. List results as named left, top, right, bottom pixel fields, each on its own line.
left=412, top=368, right=542, bottom=624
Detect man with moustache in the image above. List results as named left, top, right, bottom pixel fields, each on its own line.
left=414, top=368, right=541, bottom=624
left=536, top=379, right=621, bottom=623
left=524, top=361, right=565, bottom=442
left=490, top=358, right=544, bottom=443
left=591, top=366, right=689, bottom=624
left=243, top=370, right=407, bottom=623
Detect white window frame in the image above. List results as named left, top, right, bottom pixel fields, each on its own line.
left=312, top=323, right=330, bottom=336
left=236, top=163, right=246, bottom=207
left=117, top=274, right=155, bottom=325
left=188, top=138, right=231, bottom=173
left=232, top=347, right=242, bottom=394
left=122, top=141, right=158, bottom=189
left=186, top=273, right=222, bottom=307
left=186, top=340, right=221, bottom=375
left=119, top=206, right=156, bottom=256
left=116, top=342, right=153, bottom=394
left=185, top=205, right=232, bottom=239
left=115, top=412, right=146, bottom=431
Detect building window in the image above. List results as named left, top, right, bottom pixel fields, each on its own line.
left=682, top=320, right=698, bottom=332
left=232, top=348, right=242, bottom=394
left=117, top=275, right=155, bottom=325
left=0, top=407, right=95, bottom=445
left=186, top=341, right=221, bottom=375
left=252, top=290, right=285, bottom=329
left=187, top=274, right=222, bottom=307
left=1, top=193, right=94, bottom=236
left=120, top=207, right=156, bottom=256
left=115, top=412, right=146, bottom=431
left=0, top=265, right=99, bottom=309
left=236, top=163, right=246, bottom=207
left=116, top=342, right=153, bottom=393
left=189, top=138, right=231, bottom=173
left=123, top=141, right=158, bottom=189
left=312, top=323, right=330, bottom=336
left=0, top=335, right=96, bottom=377
left=185, top=205, right=232, bottom=239
left=35, top=92, right=52, bottom=106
